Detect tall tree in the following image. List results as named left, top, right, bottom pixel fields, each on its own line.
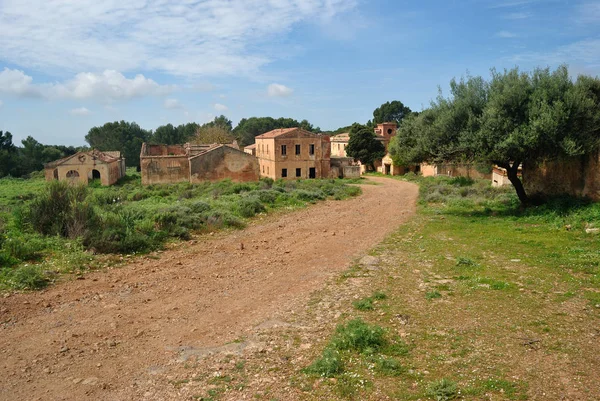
left=389, top=66, right=600, bottom=204
left=85, top=121, right=150, bottom=168
left=204, top=115, right=233, bottom=132
left=193, top=125, right=234, bottom=144
left=346, top=123, right=386, bottom=171
left=0, top=131, right=18, bottom=177
left=372, top=100, right=412, bottom=126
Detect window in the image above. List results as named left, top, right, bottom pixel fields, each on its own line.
left=267, top=166, right=269, bottom=174
left=262, top=165, right=265, bottom=173
left=309, top=144, right=315, bottom=155
left=295, top=144, right=301, bottom=155
left=267, top=145, right=269, bottom=155
left=281, top=145, right=287, bottom=156
left=281, top=168, right=287, bottom=177
left=296, top=168, right=301, bottom=177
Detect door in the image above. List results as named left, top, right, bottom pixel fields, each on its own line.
left=309, top=167, right=316, bottom=179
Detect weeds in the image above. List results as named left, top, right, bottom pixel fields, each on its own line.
left=426, top=378, right=458, bottom=401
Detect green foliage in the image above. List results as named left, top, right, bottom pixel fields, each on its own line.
left=346, top=124, right=386, bottom=170
left=426, top=379, right=458, bottom=401
left=305, top=348, right=344, bottom=377
left=372, top=100, right=412, bottom=126
left=374, top=356, right=405, bottom=376
left=426, top=291, right=442, bottom=300
left=27, top=180, right=97, bottom=238
left=151, top=122, right=200, bottom=145
left=330, top=319, right=387, bottom=354
left=5, top=265, right=49, bottom=290
left=85, top=120, right=150, bottom=168
left=353, top=297, right=374, bottom=311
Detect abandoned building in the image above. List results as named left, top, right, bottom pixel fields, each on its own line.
left=523, top=151, right=600, bottom=201
left=254, top=128, right=331, bottom=180
left=140, top=142, right=259, bottom=185
left=44, top=149, right=126, bottom=186
left=330, top=123, right=398, bottom=174
left=244, top=143, right=256, bottom=156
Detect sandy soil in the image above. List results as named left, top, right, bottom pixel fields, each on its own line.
left=0, top=177, right=418, bottom=401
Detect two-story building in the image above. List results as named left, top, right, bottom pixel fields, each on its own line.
left=254, top=128, right=331, bottom=179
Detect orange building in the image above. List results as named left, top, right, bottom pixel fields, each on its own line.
left=255, top=128, right=331, bottom=180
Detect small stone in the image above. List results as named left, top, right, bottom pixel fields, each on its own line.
left=59, top=346, right=69, bottom=353
left=82, top=377, right=99, bottom=385
left=73, top=378, right=82, bottom=384
left=585, top=228, right=600, bottom=234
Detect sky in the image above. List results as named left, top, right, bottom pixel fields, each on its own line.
left=0, top=0, right=599, bottom=146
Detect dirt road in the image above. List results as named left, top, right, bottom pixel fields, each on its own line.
left=0, top=177, right=418, bottom=400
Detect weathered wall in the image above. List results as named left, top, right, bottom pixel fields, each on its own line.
left=524, top=152, right=600, bottom=200
left=330, top=157, right=358, bottom=178
left=141, top=156, right=190, bottom=185
left=189, top=146, right=259, bottom=183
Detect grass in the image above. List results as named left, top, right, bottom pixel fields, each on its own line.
left=0, top=170, right=362, bottom=291
left=299, top=174, right=599, bottom=400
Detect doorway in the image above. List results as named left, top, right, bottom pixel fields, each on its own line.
left=384, top=164, right=391, bottom=175
left=309, top=167, right=316, bottom=179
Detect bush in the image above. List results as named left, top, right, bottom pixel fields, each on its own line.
left=331, top=319, right=387, bottom=354
left=426, top=378, right=458, bottom=401
left=256, top=190, right=279, bottom=204
left=8, top=265, right=49, bottom=290
left=353, top=298, right=374, bottom=311
left=238, top=196, right=266, bottom=218
left=190, top=200, right=211, bottom=214
left=375, top=356, right=405, bottom=376
left=305, top=348, right=344, bottom=377
left=203, top=209, right=245, bottom=229
left=28, top=181, right=97, bottom=239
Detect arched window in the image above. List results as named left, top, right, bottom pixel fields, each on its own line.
left=66, top=170, right=80, bottom=180
left=91, top=169, right=101, bottom=180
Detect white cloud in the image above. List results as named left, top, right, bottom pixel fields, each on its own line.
left=267, top=83, right=293, bottom=97
left=504, top=12, right=530, bottom=19
left=0, top=68, right=174, bottom=101
left=512, top=38, right=600, bottom=66
left=164, top=98, right=184, bottom=109
left=0, top=0, right=357, bottom=77
left=69, top=107, right=91, bottom=116
left=495, top=31, right=517, bottom=38
left=214, top=103, right=228, bottom=112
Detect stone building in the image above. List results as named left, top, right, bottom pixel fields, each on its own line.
left=254, top=128, right=331, bottom=180
left=524, top=152, right=600, bottom=201
left=330, top=123, right=397, bottom=174
left=244, top=143, right=256, bottom=156
left=140, top=142, right=259, bottom=185
left=44, top=150, right=126, bottom=186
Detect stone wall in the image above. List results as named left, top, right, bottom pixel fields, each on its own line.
left=523, top=152, right=600, bottom=200
left=189, top=146, right=259, bottom=183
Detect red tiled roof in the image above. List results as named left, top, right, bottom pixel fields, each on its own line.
left=245, top=144, right=257, bottom=149
left=255, top=127, right=300, bottom=139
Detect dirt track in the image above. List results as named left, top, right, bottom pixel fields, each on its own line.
left=0, top=177, right=418, bottom=400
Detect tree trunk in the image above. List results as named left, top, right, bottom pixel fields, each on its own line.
left=502, top=161, right=529, bottom=205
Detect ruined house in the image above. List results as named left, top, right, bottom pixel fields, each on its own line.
left=254, top=128, right=331, bottom=179
left=140, top=142, right=259, bottom=185
left=244, top=143, right=256, bottom=156
left=44, top=150, right=126, bottom=186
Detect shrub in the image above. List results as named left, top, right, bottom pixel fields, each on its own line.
left=190, top=200, right=211, bottom=214
left=375, top=356, right=405, bottom=376
left=331, top=319, right=387, bottom=354
left=9, top=265, right=49, bottom=290
left=305, top=348, right=344, bottom=377
left=238, top=196, right=266, bottom=218
left=426, top=378, right=458, bottom=401
left=256, top=190, right=279, bottom=204
left=353, top=297, right=374, bottom=311
left=294, top=190, right=325, bottom=202
left=28, top=181, right=97, bottom=239
left=203, top=209, right=245, bottom=229
left=2, top=234, right=46, bottom=262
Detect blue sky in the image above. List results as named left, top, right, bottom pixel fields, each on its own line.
left=0, top=0, right=599, bottom=146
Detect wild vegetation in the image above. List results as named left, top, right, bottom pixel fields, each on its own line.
left=298, top=174, right=599, bottom=399
left=0, top=171, right=361, bottom=291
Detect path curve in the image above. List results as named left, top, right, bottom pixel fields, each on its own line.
left=0, top=177, right=418, bottom=400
